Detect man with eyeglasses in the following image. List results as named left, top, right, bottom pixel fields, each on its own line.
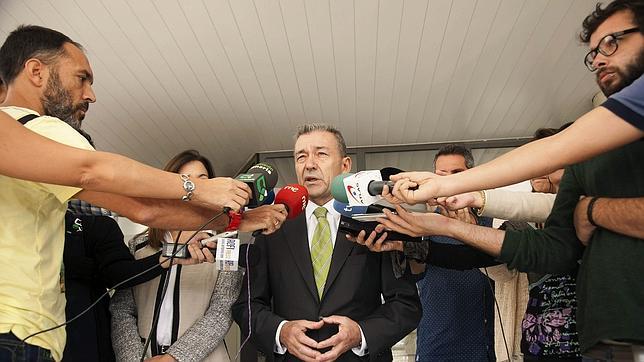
left=381, top=3, right=643, bottom=212
left=376, top=1, right=644, bottom=361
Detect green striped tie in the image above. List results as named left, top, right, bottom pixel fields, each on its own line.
left=311, top=206, right=333, bottom=300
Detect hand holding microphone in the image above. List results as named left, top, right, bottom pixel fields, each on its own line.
left=162, top=231, right=261, bottom=268
left=331, top=167, right=419, bottom=206
left=235, top=162, right=279, bottom=207
left=238, top=183, right=309, bottom=235
left=193, top=177, right=252, bottom=212
left=159, top=231, right=217, bottom=267
left=240, top=204, right=288, bottom=235
left=388, top=171, right=443, bottom=205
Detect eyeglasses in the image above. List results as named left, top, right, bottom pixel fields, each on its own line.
left=584, top=27, right=640, bottom=72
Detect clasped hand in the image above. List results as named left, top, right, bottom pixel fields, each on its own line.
left=279, top=316, right=362, bottom=362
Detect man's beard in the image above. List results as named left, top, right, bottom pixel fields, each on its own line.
left=41, top=69, right=88, bottom=130
left=597, top=48, right=644, bottom=96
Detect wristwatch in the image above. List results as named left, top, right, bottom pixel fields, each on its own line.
left=180, top=174, right=195, bottom=201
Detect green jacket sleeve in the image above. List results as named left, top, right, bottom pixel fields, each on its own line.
left=499, top=166, right=585, bottom=274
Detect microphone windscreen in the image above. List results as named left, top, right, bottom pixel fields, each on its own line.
left=331, top=173, right=353, bottom=204
left=239, top=244, right=261, bottom=268
left=380, top=167, right=405, bottom=181
left=248, top=162, right=279, bottom=188
left=275, top=184, right=309, bottom=219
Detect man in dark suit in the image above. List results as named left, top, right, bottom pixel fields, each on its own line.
left=233, top=124, right=421, bottom=362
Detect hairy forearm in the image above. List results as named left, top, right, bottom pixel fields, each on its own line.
left=593, top=197, right=644, bottom=239
left=78, top=151, right=189, bottom=199
left=438, top=107, right=641, bottom=197
left=120, top=197, right=228, bottom=230
left=0, top=111, right=199, bottom=200
left=442, top=218, right=506, bottom=257
left=77, top=190, right=228, bottom=230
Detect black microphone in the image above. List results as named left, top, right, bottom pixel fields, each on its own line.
left=368, top=167, right=418, bottom=196
left=366, top=180, right=395, bottom=196
left=380, top=167, right=404, bottom=181
left=235, top=162, right=279, bottom=207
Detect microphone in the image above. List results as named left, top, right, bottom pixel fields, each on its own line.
left=364, top=167, right=414, bottom=196
left=333, top=199, right=367, bottom=217
left=379, top=167, right=404, bottom=181
left=160, top=241, right=260, bottom=267
left=235, top=162, right=279, bottom=207
left=332, top=200, right=391, bottom=217
left=263, top=189, right=275, bottom=205
left=332, top=170, right=385, bottom=206
left=331, top=169, right=416, bottom=206
left=366, top=180, right=395, bottom=196
left=248, top=184, right=309, bottom=237
left=274, top=184, right=309, bottom=219
left=331, top=173, right=352, bottom=204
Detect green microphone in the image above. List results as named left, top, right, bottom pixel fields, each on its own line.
left=330, top=173, right=354, bottom=204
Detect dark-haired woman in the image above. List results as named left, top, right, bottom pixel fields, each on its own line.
left=110, top=150, right=242, bottom=362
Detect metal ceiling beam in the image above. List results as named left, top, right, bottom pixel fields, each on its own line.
left=239, top=137, right=532, bottom=173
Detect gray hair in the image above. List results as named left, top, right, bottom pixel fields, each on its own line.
left=295, top=123, right=348, bottom=157
left=434, top=144, right=475, bottom=170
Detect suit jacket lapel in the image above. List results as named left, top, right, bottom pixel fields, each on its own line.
left=321, top=232, right=354, bottom=299
left=284, top=214, right=319, bottom=302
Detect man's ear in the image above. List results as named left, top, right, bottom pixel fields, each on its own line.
left=24, top=58, right=47, bottom=87
left=341, top=156, right=352, bottom=173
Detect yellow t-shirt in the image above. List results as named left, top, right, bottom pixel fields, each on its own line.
left=0, top=106, right=94, bottom=361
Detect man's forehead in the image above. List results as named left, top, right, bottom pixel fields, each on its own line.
left=435, top=154, right=467, bottom=169
left=294, top=131, right=337, bottom=152
left=589, top=10, right=635, bottom=47
left=61, top=43, right=94, bottom=75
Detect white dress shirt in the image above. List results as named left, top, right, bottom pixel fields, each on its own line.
left=274, top=199, right=368, bottom=356
left=157, top=232, right=177, bottom=346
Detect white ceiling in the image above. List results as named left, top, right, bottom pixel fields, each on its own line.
left=0, top=0, right=600, bottom=176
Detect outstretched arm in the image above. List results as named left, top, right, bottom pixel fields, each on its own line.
left=0, top=110, right=250, bottom=211
left=389, top=106, right=642, bottom=204
left=438, top=108, right=641, bottom=196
